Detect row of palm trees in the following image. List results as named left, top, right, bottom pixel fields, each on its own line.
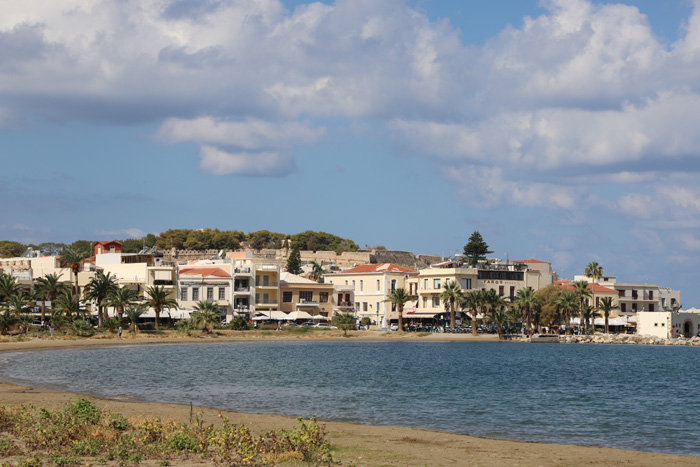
left=0, top=270, right=180, bottom=334
left=385, top=273, right=619, bottom=338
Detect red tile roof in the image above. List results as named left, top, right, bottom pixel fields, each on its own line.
left=514, top=259, right=551, bottom=264
left=340, top=263, right=418, bottom=274
left=559, top=283, right=617, bottom=293
left=179, top=267, right=231, bottom=278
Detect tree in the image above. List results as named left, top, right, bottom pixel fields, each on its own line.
left=108, top=286, right=140, bottom=322
left=515, top=287, right=539, bottom=332
left=286, top=245, right=302, bottom=274
left=573, top=281, right=592, bottom=334
left=383, top=288, right=415, bottom=332
left=145, top=285, right=178, bottom=331
left=6, top=294, right=31, bottom=317
left=491, top=305, right=514, bottom=341
left=124, top=304, right=147, bottom=334
left=0, top=309, right=16, bottom=335
left=35, top=273, right=67, bottom=323
left=584, top=262, right=603, bottom=322
left=84, top=272, right=118, bottom=326
left=309, top=260, right=326, bottom=283
left=0, top=273, right=20, bottom=303
left=360, top=316, right=372, bottom=330
left=598, top=297, right=619, bottom=334
left=556, top=290, right=578, bottom=334
left=0, top=240, right=26, bottom=258
left=582, top=305, right=601, bottom=333
left=332, top=313, right=356, bottom=337
left=33, top=279, right=51, bottom=324
left=37, top=242, right=67, bottom=256
left=58, top=248, right=90, bottom=301
left=535, top=285, right=564, bottom=327
left=461, top=290, right=480, bottom=335
left=440, top=281, right=463, bottom=329
left=191, top=300, right=220, bottom=334
left=54, top=290, right=83, bottom=319
left=463, top=231, right=493, bottom=266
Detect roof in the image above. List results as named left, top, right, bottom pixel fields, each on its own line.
left=338, top=263, right=418, bottom=274
left=95, top=240, right=122, bottom=246
left=513, top=259, right=551, bottom=264
left=280, top=272, right=319, bottom=284
left=179, top=267, right=231, bottom=278
left=559, top=283, right=618, bottom=294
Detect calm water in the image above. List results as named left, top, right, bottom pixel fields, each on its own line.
left=1, top=341, right=698, bottom=456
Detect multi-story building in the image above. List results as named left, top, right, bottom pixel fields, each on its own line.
left=325, top=263, right=418, bottom=328
left=254, top=263, right=280, bottom=317
left=177, top=263, right=233, bottom=320
left=279, top=272, right=334, bottom=319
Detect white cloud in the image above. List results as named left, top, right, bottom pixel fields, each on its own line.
left=199, top=145, right=294, bottom=176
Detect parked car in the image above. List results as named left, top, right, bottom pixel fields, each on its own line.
left=314, top=323, right=338, bottom=329
left=390, top=324, right=399, bottom=331
left=299, top=321, right=315, bottom=328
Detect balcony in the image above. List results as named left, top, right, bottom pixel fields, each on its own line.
left=297, top=299, right=319, bottom=307
left=234, top=287, right=250, bottom=293
left=255, top=281, right=279, bottom=287
left=153, top=280, right=174, bottom=286
left=255, top=298, right=278, bottom=305
left=234, top=267, right=251, bottom=274
left=337, top=301, right=353, bottom=307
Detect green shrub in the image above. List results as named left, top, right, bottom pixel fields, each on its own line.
left=164, top=430, right=198, bottom=452
left=63, top=398, right=100, bottom=425
left=108, top=414, right=131, bottom=431
left=70, top=320, right=95, bottom=337
left=229, top=316, right=249, bottom=330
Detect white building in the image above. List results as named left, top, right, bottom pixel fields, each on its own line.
left=637, top=312, right=700, bottom=339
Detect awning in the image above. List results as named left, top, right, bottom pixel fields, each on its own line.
left=252, top=310, right=293, bottom=320
left=289, top=310, right=314, bottom=320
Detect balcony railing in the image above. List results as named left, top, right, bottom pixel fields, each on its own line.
left=234, top=287, right=250, bottom=292
left=337, top=301, right=353, bottom=307
left=255, top=299, right=278, bottom=305
left=255, top=281, right=279, bottom=287
left=234, top=268, right=251, bottom=274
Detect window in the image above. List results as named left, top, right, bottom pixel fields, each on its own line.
left=319, top=292, right=328, bottom=303
left=355, top=302, right=360, bottom=311
left=632, top=290, right=638, bottom=299
left=499, top=286, right=504, bottom=296
left=510, top=286, right=515, bottom=299
left=424, top=279, right=428, bottom=289
left=649, top=304, right=654, bottom=311
left=434, top=279, right=441, bottom=289
left=392, top=302, right=397, bottom=311
left=207, top=287, right=214, bottom=300
left=461, top=278, right=472, bottom=290
left=376, top=302, right=380, bottom=312
left=299, top=291, right=313, bottom=302
left=662, top=298, right=666, bottom=307
left=218, top=288, right=225, bottom=300
left=423, top=297, right=428, bottom=308
left=621, top=303, right=626, bottom=312
left=390, top=279, right=397, bottom=292
left=432, top=297, right=440, bottom=307
left=671, top=298, right=677, bottom=306
left=283, top=291, right=293, bottom=302
left=649, top=291, right=654, bottom=300
left=360, top=280, right=363, bottom=292
left=192, top=287, right=199, bottom=301
left=377, top=280, right=381, bottom=291
left=618, top=290, right=625, bottom=297
left=363, top=302, right=368, bottom=312
left=180, top=287, right=187, bottom=301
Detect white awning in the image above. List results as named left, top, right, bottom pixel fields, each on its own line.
left=252, top=310, right=293, bottom=320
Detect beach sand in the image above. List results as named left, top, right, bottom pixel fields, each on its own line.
left=1, top=332, right=699, bottom=466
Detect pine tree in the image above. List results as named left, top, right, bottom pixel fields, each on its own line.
left=463, top=231, right=493, bottom=266
left=286, top=245, right=302, bottom=274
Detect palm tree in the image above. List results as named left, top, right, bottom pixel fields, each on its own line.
left=33, top=280, right=50, bottom=324
left=108, top=286, right=140, bottom=322
left=515, top=288, right=539, bottom=332
left=440, top=281, right=463, bottom=329
left=35, top=273, right=67, bottom=321
left=0, top=309, right=16, bottom=335
left=6, top=294, right=32, bottom=317
left=461, top=290, right=481, bottom=335
left=17, top=313, right=34, bottom=333
left=333, top=313, right=356, bottom=337
left=145, top=285, right=178, bottom=331
left=383, top=288, right=416, bottom=332
left=0, top=273, right=20, bottom=303
left=584, top=262, right=603, bottom=320
left=598, top=297, right=619, bottom=334
left=59, top=248, right=90, bottom=301
left=582, top=305, right=601, bottom=333
left=54, top=290, right=83, bottom=319
left=489, top=295, right=511, bottom=340
left=573, top=281, right=592, bottom=334
left=556, top=290, right=578, bottom=334
left=84, top=272, right=118, bottom=326
left=124, top=303, right=147, bottom=334
left=308, top=261, right=326, bottom=283
left=191, top=300, right=220, bottom=334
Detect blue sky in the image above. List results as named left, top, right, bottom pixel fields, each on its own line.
left=2, top=0, right=700, bottom=305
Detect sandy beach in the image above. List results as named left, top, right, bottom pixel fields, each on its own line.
left=1, top=331, right=699, bottom=466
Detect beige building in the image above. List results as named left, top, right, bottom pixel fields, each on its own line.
left=325, top=263, right=418, bottom=328
left=177, top=264, right=233, bottom=320
left=279, top=272, right=334, bottom=319
left=638, top=312, right=700, bottom=339
left=254, top=264, right=281, bottom=316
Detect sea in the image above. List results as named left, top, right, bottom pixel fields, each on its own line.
left=0, top=341, right=698, bottom=456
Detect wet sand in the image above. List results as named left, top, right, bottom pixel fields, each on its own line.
left=1, top=332, right=698, bottom=466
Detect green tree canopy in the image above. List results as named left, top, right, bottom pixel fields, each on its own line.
left=463, top=231, right=493, bottom=266
left=286, top=246, right=302, bottom=275
left=0, top=241, right=26, bottom=258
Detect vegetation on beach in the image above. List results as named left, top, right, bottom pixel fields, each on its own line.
left=0, top=398, right=335, bottom=466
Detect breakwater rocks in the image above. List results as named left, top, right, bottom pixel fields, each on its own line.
left=559, top=334, right=700, bottom=346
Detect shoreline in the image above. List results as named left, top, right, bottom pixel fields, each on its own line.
left=1, top=334, right=700, bottom=466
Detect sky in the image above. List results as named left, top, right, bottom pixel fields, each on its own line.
left=2, top=0, right=700, bottom=305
